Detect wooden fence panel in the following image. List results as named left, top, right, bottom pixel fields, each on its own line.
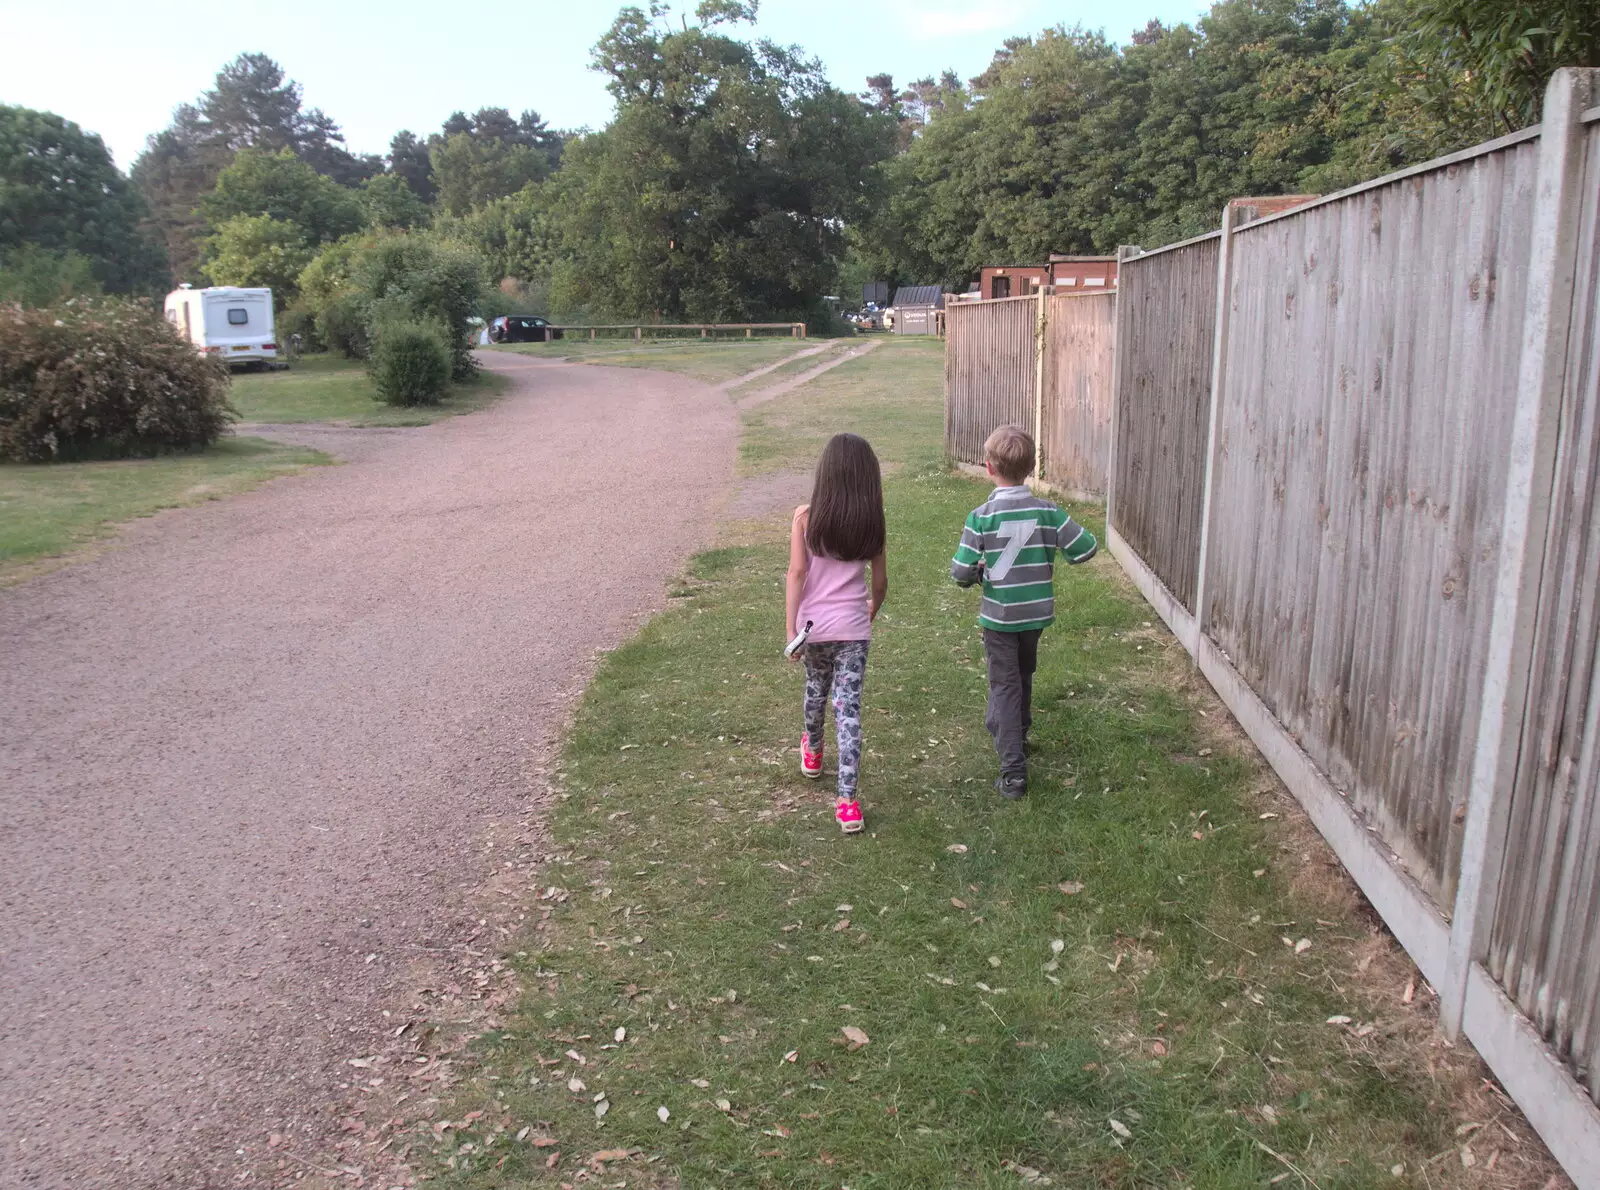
left=944, top=297, right=1037, bottom=465
left=1201, top=139, right=1541, bottom=906
left=1040, top=292, right=1115, bottom=497
left=1487, top=119, right=1600, bottom=1105
left=1110, top=234, right=1220, bottom=612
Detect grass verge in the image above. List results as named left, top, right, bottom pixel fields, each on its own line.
left=492, top=337, right=823, bottom=383
left=0, top=436, right=328, bottom=585
left=414, top=341, right=1563, bottom=1190
left=229, top=354, right=507, bottom=426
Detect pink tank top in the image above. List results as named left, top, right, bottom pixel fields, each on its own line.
left=798, top=552, right=872, bottom=643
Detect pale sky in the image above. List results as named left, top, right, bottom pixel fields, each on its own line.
left=0, top=0, right=1209, bottom=172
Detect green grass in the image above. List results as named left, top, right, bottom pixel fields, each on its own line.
left=725, top=341, right=857, bottom=397
left=741, top=338, right=946, bottom=474
left=229, top=354, right=507, bottom=426
left=0, top=436, right=328, bottom=583
left=423, top=340, right=1501, bottom=1189
left=492, top=337, right=819, bottom=383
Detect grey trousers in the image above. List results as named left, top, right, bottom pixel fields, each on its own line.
left=983, top=628, right=1041, bottom=778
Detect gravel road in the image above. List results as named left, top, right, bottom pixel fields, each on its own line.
left=0, top=353, right=736, bottom=1187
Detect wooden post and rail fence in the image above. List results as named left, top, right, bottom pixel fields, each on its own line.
left=944, top=68, right=1600, bottom=1188
left=550, top=322, right=807, bottom=341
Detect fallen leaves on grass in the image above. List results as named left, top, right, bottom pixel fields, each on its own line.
left=657, top=1106, right=671, bottom=1122
left=1002, top=1158, right=1054, bottom=1184
left=1057, top=881, right=1085, bottom=895
left=946, top=844, right=968, bottom=854
left=841, top=1026, right=870, bottom=1051
left=589, top=1147, right=639, bottom=1170
left=1109, top=1118, right=1133, bottom=1140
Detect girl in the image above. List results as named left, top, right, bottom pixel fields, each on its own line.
left=785, top=433, right=888, bottom=833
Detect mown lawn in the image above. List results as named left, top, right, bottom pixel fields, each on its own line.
left=421, top=341, right=1557, bottom=1190
left=0, top=436, right=327, bottom=584
left=491, top=336, right=821, bottom=383
left=229, top=354, right=506, bottom=425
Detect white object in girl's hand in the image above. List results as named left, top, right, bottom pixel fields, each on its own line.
left=784, top=620, right=813, bottom=659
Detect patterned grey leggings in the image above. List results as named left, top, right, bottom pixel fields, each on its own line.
left=803, top=640, right=869, bottom=801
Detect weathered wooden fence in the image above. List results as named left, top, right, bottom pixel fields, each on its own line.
left=1101, top=69, right=1600, bottom=1185
left=945, top=291, right=1115, bottom=497
left=1040, top=292, right=1116, bottom=498
left=945, top=296, right=1036, bottom=465
left=1108, top=233, right=1219, bottom=610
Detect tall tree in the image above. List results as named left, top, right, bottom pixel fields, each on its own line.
left=0, top=105, right=168, bottom=293
left=388, top=131, right=437, bottom=203
left=132, top=54, right=371, bottom=280
left=197, top=52, right=303, bottom=152
left=423, top=107, right=567, bottom=215
left=297, top=108, right=382, bottom=186
left=549, top=1, right=894, bottom=321
left=429, top=132, right=549, bottom=216
left=200, top=148, right=365, bottom=244
left=200, top=213, right=313, bottom=293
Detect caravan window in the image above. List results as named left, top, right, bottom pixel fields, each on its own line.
left=227, top=308, right=249, bottom=325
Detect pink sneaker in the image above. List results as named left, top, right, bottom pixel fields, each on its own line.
left=835, top=800, right=864, bottom=834
left=800, top=733, right=823, bottom=778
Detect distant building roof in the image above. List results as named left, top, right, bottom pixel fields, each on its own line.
left=892, top=285, right=944, bottom=308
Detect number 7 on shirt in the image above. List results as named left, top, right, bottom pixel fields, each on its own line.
left=987, top=519, right=1039, bottom=583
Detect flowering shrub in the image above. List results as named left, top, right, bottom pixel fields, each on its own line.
left=0, top=299, right=233, bottom=461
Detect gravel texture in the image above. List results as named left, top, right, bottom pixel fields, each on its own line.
left=0, top=353, right=736, bottom=1187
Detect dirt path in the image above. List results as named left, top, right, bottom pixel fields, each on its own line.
left=0, top=354, right=736, bottom=1188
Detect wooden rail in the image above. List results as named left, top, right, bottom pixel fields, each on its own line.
left=551, top=322, right=807, bottom=340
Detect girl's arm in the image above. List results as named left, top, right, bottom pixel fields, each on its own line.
left=869, top=550, right=888, bottom=620
left=785, top=506, right=811, bottom=640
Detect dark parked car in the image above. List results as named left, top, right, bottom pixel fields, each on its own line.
left=489, top=315, right=564, bottom=343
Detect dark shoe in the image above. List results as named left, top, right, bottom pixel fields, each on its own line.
left=995, top=774, right=1027, bottom=800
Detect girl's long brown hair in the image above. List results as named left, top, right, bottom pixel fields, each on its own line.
left=806, top=433, right=885, bottom=561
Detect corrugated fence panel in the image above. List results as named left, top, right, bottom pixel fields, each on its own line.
left=1202, top=140, right=1540, bottom=905
left=1041, top=291, right=1116, bottom=497
left=1488, top=120, right=1600, bottom=1105
left=945, top=298, right=1037, bottom=465
left=1110, top=235, right=1220, bottom=612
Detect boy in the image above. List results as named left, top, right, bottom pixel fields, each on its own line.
left=950, top=425, right=1097, bottom=798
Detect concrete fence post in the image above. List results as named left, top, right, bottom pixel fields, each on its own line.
left=1105, top=246, right=1142, bottom=530
left=1442, top=67, right=1598, bottom=1038
left=1032, top=286, right=1048, bottom=485
left=1190, top=203, right=1241, bottom=651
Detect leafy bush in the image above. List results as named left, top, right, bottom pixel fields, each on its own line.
left=297, top=235, right=373, bottom=357
left=274, top=299, right=321, bottom=353
left=295, top=232, right=487, bottom=376
left=0, top=299, right=233, bottom=461
left=0, top=245, right=103, bottom=307
left=353, top=235, right=487, bottom=380
left=369, top=320, right=450, bottom=406
left=319, top=289, right=371, bottom=359
left=200, top=213, right=314, bottom=296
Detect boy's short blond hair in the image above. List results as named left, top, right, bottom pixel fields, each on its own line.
left=984, top=425, right=1035, bottom=484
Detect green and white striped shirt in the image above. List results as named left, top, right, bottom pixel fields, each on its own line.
left=950, top=485, right=1097, bottom=632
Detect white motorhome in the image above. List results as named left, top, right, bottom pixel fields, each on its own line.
left=163, top=285, right=279, bottom=367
